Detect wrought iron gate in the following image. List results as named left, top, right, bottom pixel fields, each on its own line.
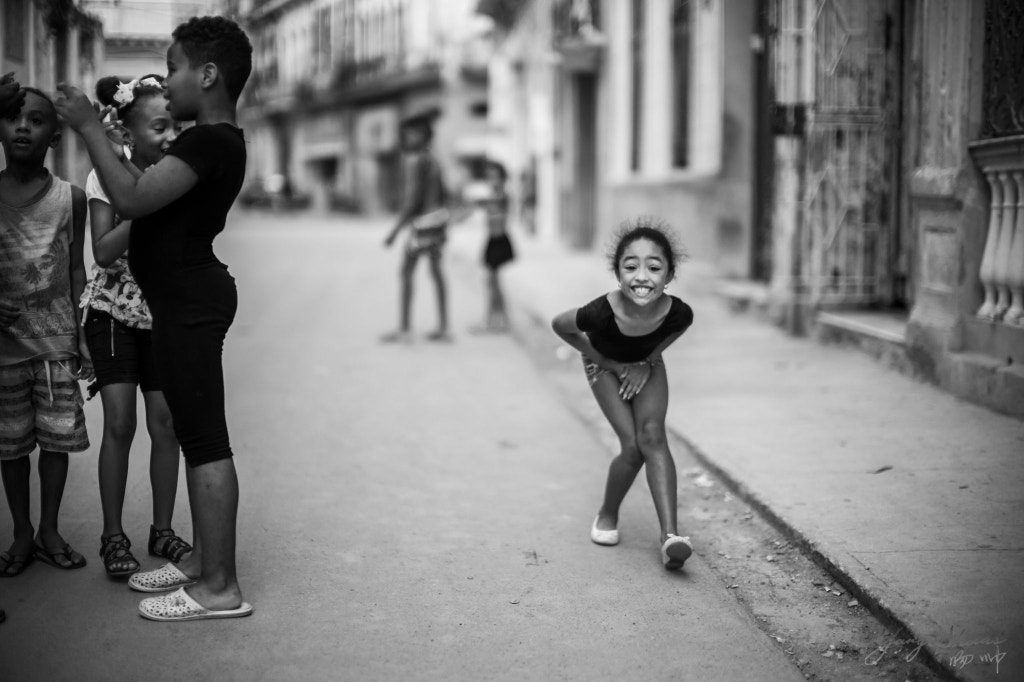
left=798, top=0, right=901, bottom=306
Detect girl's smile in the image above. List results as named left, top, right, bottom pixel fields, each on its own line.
left=617, top=238, right=671, bottom=309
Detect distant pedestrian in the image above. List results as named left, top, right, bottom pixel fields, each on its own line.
left=382, top=111, right=451, bottom=342
left=1, top=85, right=92, bottom=578
left=469, top=160, right=515, bottom=334
left=551, top=218, right=694, bottom=569
left=56, top=15, right=254, bottom=621
left=82, top=74, right=190, bottom=579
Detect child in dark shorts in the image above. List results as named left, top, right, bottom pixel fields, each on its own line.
left=478, top=160, right=514, bottom=332
left=57, top=15, right=254, bottom=621
left=81, top=73, right=189, bottom=578
left=551, top=219, right=695, bottom=570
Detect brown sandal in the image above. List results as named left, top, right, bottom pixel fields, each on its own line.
left=100, top=533, right=139, bottom=577
left=0, top=551, right=34, bottom=577
left=148, top=526, right=192, bottom=563
left=34, top=542, right=87, bottom=570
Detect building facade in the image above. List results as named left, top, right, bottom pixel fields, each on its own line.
left=481, top=0, right=759, bottom=273
left=81, top=0, right=220, bottom=81
left=764, top=0, right=1024, bottom=417
left=1, top=0, right=103, bottom=186
left=239, top=0, right=491, bottom=214
left=484, top=0, right=1022, bottom=417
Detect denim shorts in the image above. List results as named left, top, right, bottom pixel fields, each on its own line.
left=84, top=309, right=160, bottom=392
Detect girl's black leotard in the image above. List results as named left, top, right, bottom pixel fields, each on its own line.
left=129, top=123, right=246, bottom=467
left=575, top=294, right=693, bottom=363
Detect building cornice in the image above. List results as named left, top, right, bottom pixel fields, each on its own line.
left=247, top=0, right=311, bottom=24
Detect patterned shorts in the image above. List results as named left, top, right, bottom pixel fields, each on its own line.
left=0, top=359, right=89, bottom=460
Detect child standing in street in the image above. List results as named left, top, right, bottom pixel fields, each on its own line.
left=0, top=86, right=92, bottom=577
left=470, top=160, right=515, bottom=333
left=382, top=112, right=452, bottom=342
left=82, top=74, right=189, bottom=578
left=56, top=16, right=253, bottom=621
left=551, top=219, right=695, bottom=570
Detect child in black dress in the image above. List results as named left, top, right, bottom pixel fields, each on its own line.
left=472, top=160, right=514, bottom=333
left=551, top=219, right=694, bottom=569
left=57, top=16, right=254, bottom=620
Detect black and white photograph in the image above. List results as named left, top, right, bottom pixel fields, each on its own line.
left=0, top=1, right=1021, bottom=680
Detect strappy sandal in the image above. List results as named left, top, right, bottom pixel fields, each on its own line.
left=0, top=550, right=34, bottom=577
left=34, top=542, right=87, bottom=570
left=148, top=526, right=192, bottom=563
left=100, top=533, right=139, bottom=577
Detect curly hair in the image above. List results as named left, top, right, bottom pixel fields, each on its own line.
left=95, top=74, right=164, bottom=127
left=18, top=87, right=58, bottom=126
left=172, top=16, right=253, bottom=101
left=606, top=216, right=689, bottom=279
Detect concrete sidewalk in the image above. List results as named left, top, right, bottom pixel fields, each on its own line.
left=448, top=226, right=1024, bottom=682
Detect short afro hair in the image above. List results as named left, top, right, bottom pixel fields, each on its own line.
left=607, top=216, right=689, bottom=280
left=172, top=16, right=253, bottom=101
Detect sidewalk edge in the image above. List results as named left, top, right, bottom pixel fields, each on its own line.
left=667, top=411, right=963, bottom=682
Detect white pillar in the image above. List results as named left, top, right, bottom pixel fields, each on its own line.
left=977, top=170, right=1003, bottom=319
left=1005, top=171, right=1024, bottom=325
left=993, top=172, right=1017, bottom=320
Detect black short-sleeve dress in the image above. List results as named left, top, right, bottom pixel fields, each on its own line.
left=129, top=123, right=246, bottom=467
left=575, top=294, right=694, bottom=363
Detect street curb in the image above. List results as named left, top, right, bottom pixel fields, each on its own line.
left=669, top=433, right=959, bottom=682
left=446, top=246, right=962, bottom=682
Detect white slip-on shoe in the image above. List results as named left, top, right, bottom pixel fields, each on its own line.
left=128, top=562, right=197, bottom=593
left=139, top=587, right=253, bottom=622
left=661, top=534, right=693, bottom=570
left=590, top=516, right=620, bottom=546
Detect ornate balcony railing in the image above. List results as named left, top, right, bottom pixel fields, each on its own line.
left=970, top=136, right=1024, bottom=326
left=981, top=0, right=1024, bottom=139
left=552, top=0, right=605, bottom=72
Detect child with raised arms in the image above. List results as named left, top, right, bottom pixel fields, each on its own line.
left=56, top=16, right=253, bottom=620
left=81, top=74, right=189, bottom=578
left=1, top=84, right=92, bottom=576
left=551, top=219, right=695, bottom=570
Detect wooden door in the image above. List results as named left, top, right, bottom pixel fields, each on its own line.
left=803, top=0, right=902, bottom=306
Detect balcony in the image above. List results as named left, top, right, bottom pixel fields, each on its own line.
left=552, top=0, right=605, bottom=73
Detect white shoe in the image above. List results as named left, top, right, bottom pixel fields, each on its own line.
left=590, top=516, right=619, bottom=546
left=661, top=534, right=693, bottom=570
left=128, top=562, right=197, bottom=593
left=139, top=587, right=253, bottom=622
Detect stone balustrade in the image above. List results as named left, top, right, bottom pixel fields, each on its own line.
left=970, top=135, right=1024, bottom=326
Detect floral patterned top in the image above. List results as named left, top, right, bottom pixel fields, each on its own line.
left=79, top=170, right=152, bottom=330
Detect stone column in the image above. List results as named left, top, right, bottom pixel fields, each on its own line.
left=969, top=135, right=1024, bottom=328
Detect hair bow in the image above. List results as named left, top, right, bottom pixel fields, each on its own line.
left=111, top=77, right=164, bottom=107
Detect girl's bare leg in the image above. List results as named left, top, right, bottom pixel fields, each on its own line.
left=142, top=390, right=180, bottom=533
left=488, top=269, right=509, bottom=329
left=629, top=364, right=678, bottom=542
left=97, top=383, right=138, bottom=538
left=589, top=372, right=644, bottom=530
left=428, top=250, right=448, bottom=334
left=181, top=458, right=241, bottom=610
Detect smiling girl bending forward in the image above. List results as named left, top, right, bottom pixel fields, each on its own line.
left=551, top=218, right=694, bottom=570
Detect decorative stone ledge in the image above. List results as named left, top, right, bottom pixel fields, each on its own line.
left=968, top=135, right=1024, bottom=326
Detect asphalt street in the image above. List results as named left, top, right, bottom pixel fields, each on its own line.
left=0, top=212, right=804, bottom=681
